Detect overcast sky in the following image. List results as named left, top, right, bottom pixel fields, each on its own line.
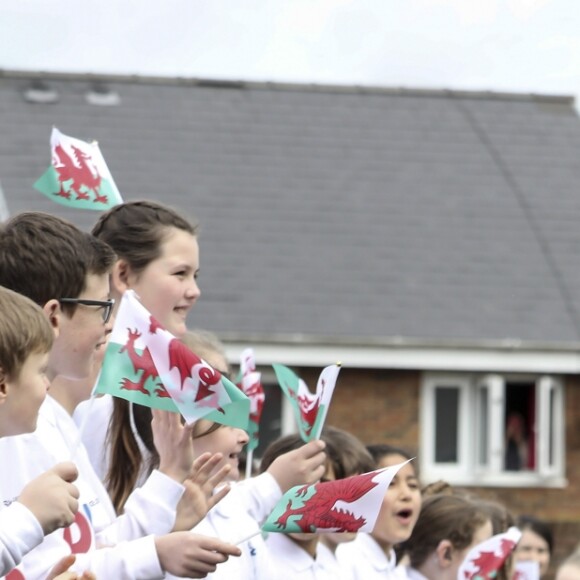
left=2, top=0, right=580, bottom=100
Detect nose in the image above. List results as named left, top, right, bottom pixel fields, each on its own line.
left=186, top=277, right=201, bottom=302
left=237, top=428, right=250, bottom=446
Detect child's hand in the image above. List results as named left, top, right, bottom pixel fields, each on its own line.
left=18, top=462, right=79, bottom=535
left=172, top=452, right=232, bottom=531
left=155, top=532, right=241, bottom=578
left=46, top=554, right=96, bottom=580
left=267, top=439, right=327, bottom=492
left=152, top=409, right=195, bottom=483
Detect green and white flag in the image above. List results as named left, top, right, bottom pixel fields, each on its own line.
left=34, top=127, right=123, bottom=210
left=272, top=363, right=340, bottom=442
left=94, top=290, right=249, bottom=429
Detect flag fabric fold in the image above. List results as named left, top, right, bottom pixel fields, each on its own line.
left=236, top=348, right=265, bottom=451
left=457, top=526, right=522, bottom=580
left=272, top=363, right=340, bottom=442
left=262, top=460, right=411, bottom=534
left=34, top=127, right=123, bottom=210
left=94, top=290, right=249, bottom=429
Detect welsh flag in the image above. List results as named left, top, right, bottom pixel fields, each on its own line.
left=272, top=363, right=340, bottom=442
left=94, top=290, right=249, bottom=429
left=235, top=348, right=265, bottom=451
left=34, top=127, right=123, bottom=210
left=458, top=526, right=522, bottom=580
left=262, top=460, right=411, bottom=534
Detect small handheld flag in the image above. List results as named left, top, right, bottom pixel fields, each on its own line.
left=457, top=526, right=522, bottom=580
left=94, top=290, right=249, bottom=429
left=273, top=363, right=340, bottom=442
left=262, top=460, right=411, bottom=534
left=236, top=348, right=265, bottom=452
left=34, top=127, right=123, bottom=210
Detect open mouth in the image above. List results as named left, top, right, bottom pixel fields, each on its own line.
left=396, top=509, right=413, bottom=524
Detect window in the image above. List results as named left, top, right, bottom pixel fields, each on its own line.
left=421, top=373, right=565, bottom=486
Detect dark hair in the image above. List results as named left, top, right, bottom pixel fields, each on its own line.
left=475, top=499, right=515, bottom=535
left=403, top=494, right=490, bottom=569
left=260, top=434, right=306, bottom=474
left=0, top=212, right=115, bottom=314
left=322, top=426, right=375, bottom=479
left=0, top=285, right=53, bottom=378
left=517, top=515, right=553, bottom=554
left=92, top=200, right=198, bottom=274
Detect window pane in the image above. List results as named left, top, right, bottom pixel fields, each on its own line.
left=254, top=382, right=282, bottom=458
left=549, top=387, right=555, bottom=466
left=504, top=382, right=535, bottom=471
left=435, top=387, right=459, bottom=463
left=478, top=386, right=488, bottom=466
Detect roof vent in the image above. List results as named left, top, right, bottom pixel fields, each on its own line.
left=23, top=79, right=59, bottom=104
left=85, top=82, right=121, bottom=106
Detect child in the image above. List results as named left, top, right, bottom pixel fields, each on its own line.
left=395, top=494, right=493, bottom=579
left=336, top=444, right=422, bottom=579
left=0, top=212, right=240, bottom=579
left=71, top=200, right=327, bottom=579
left=0, top=286, right=79, bottom=577
left=515, top=515, right=553, bottom=578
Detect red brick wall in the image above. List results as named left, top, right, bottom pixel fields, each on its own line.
left=304, top=367, right=580, bottom=579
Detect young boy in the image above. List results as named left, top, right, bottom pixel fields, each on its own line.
left=0, top=286, right=80, bottom=577
left=0, top=212, right=240, bottom=579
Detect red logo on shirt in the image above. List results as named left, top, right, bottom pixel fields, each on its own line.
left=63, top=509, right=93, bottom=554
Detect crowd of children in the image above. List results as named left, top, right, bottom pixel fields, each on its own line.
left=0, top=200, right=575, bottom=579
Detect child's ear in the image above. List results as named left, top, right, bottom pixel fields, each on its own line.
left=435, top=539, right=454, bottom=568
left=0, top=367, right=8, bottom=404
left=111, top=259, right=134, bottom=294
left=42, top=299, right=61, bottom=339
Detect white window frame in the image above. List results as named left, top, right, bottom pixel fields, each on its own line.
left=421, top=372, right=566, bottom=487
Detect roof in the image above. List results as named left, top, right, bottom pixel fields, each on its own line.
left=2, top=70, right=580, bottom=350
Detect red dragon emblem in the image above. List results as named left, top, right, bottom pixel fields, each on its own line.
left=463, top=538, right=517, bottom=579
left=53, top=143, right=108, bottom=204
left=275, top=470, right=379, bottom=533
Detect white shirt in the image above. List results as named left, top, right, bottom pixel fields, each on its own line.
left=264, top=534, right=336, bottom=580
left=394, top=565, right=429, bottom=580
left=0, top=396, right=185, bottom=579
left=336, top=533, right=398, bottom=579
left=0, top=502, right=43, bottom=576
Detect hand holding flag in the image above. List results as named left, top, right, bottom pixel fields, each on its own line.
left=262, top=459, right=411, bottom=534
left=34, top=127, right=123, bottom=210
left=273, top=363, right=341, bottom=442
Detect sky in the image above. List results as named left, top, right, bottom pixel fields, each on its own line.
left=2, top=0, right=580, bottom=101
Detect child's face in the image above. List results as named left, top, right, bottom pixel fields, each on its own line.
left=1, top=350, right=50, bottom=436
left=371, top=453, right=421, bottom=550
left=126, top=228, right=200, bottom=338
left=192, top=419, right=249, bottom=481
left=515, top=528, right=551, bottom=577
left=53, top=273, right=112, bottom=380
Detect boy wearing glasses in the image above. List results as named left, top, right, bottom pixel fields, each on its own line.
left=0, top=212, right=240, bottom=579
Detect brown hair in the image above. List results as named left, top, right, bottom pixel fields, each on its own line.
left=0, top=286, right=53, bottom=378
left=0, top=212, right=115, bottom=315
left=321, top=425, right=375, bottom=479
left=404, top=494, right=490, bottom=569
left=92, top=200, right=198, bottom=275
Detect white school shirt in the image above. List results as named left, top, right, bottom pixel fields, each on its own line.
left=316, top=542, right=351, bottom=579
left=0, top=395, right=185, bottom=580
left=165, top=472, right=282, bottom=580
left=263, top=534, right=335, bottom=580
left=0, top=503, right=43, bottom=576
left=336, top=533, right=398, bottom=579
left=394, top=566, right=429, bottom=580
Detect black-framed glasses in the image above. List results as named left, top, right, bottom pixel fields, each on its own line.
left=59, top=298, right=115, bottom=323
